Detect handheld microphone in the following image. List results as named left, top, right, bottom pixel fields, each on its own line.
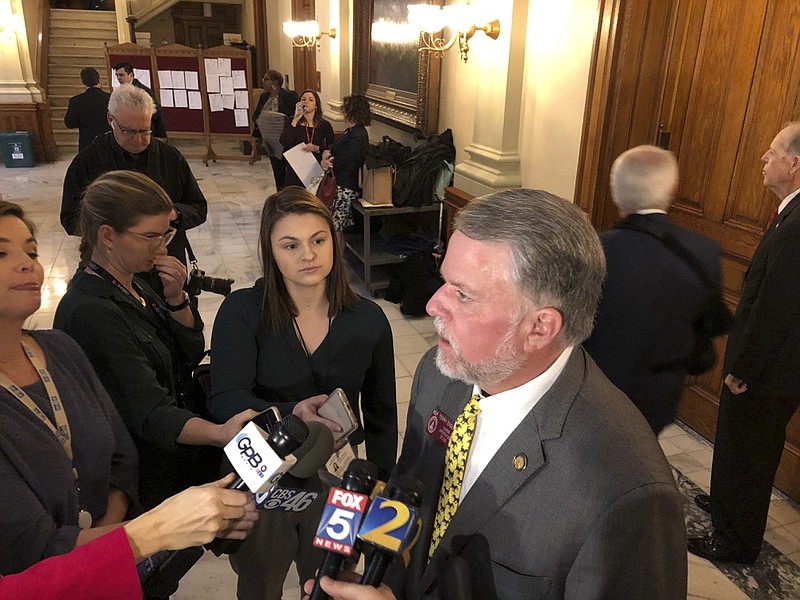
left=207, top=417, right=335, bottom=556
left=358, top=475, right=424, bottom=587
left=224, top=414, right=309, bottom=494
left=309, top=460, right=380, bottom=600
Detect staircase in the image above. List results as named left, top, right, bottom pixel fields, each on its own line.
left=48, top=9, right=119, bottom=157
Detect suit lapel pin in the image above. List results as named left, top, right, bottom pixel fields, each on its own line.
left=513, top=453, right=527, bottom=471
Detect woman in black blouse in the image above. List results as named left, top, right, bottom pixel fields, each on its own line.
left=280, top=88, right=335, bottom=188
left=322, top=94, right=371, bottom=247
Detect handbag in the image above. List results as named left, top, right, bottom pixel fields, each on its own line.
left=316, top=169, right=337, bottom=209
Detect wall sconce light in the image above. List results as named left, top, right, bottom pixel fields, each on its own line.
left=282, top=20, right=337, bottom=50
left=406, top=3, right=500, bottom=62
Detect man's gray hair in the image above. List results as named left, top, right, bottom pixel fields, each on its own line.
left=610, top=145, right=678, bottom=213
left=781, top=122, right=800, bottom=156
left=108, top=83, right=155, bottom=117
left=454, top=189, right=606, bottom=345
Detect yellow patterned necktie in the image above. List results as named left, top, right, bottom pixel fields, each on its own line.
left=429, top=394, right=481, bottom=558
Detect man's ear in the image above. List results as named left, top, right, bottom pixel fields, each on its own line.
left=107, top=112, right=113, bottom=127
left=520, top=307, right=563, bottom=354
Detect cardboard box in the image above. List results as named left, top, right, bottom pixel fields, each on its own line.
left=361, top=166, right=393, bottom=204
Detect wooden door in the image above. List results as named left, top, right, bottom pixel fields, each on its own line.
left=577, top=0, right=800, bottom=499
left=290, top=0, right=317, bottom=93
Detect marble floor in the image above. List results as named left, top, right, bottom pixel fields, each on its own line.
left=3, top=148, right=800, bottom=599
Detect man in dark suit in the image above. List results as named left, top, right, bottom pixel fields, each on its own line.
left=689, top=123, right=800, bottom=563
left=113, top=62, right=167, bottom=138
left=584, top=145, right=722, bottom=433
left=64, top=67, right=111, bottom=152
left=308, top=190, right=687, bottom=600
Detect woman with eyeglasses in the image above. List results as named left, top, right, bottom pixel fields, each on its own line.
left=54, top=170, right=256, bottom=511
left=208, top=187, right=397, bottom=599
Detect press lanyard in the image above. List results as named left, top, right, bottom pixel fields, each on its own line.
left=0, top=340, right=93, bottom=529
left=86, top=260, right=148, bottom=310
left=304, top=124, right=316, bottom=146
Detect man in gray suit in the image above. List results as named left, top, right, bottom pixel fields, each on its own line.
left=307, top=189, right=687, bottom=600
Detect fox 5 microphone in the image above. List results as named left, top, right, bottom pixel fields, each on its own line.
left=206, top=415, right=334, bottom=556
left=358, top=475, right=424, bottom=587
left=309, top=460, right=380, bottom=600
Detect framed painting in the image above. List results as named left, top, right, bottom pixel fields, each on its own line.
left=352, top=0, right=441, bottom=136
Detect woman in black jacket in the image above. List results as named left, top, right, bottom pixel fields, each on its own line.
left=322, top=94, right=371, bottom=247
left=280, top=89, right=335, bottom=188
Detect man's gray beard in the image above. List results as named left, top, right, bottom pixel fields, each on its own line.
left=433, top=318, right=526, bottom=388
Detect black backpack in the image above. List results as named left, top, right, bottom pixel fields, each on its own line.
left=392, top=129, right=456, bottom=208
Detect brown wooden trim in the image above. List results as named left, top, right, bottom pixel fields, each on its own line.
left=0, top=103, right=57, bottom=163
left=254, top=0, right=268, bottom=79
left=37, top=0, right=51, bottom=93
left=443, top=186, right=474, bottom=241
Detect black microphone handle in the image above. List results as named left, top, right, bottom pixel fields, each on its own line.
left=360, top=477, right=423, bottom=588
left=309, top=460, right=379, bottom=600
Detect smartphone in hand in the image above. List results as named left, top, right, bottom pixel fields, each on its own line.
left=318, top=388, right=358, bottom=442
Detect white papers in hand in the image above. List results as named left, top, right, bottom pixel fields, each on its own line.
left=284, top=143, right=323, bottom=188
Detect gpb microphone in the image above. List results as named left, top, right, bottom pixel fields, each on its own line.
left=309, top=459, right=380, bottom=600
left=224, top=414, right=309, bottom=493
left=207, top=416, right=335, bottom=556
left=358, top=475, right=424, bottom=587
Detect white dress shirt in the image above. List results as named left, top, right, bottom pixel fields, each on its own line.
left=460, top=346, right=574, bottom=500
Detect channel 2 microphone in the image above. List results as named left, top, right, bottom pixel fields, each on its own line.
left=309, top=459, right=380, bottom=600
left=206, top=415, right=334, bottom=555
left=358, top=475, right=424, bottom=587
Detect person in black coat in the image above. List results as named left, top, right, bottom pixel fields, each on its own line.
left=253, top=69, right=299, bottom=190
left=322, top=94, right=371, bottom=244
left=689, top=122, right=800, bottom=563
left=584, top=145, right=722, bottom=435
left=64, top=67, right=111, bottom=152
left=280, top=88, right=334, bottom=189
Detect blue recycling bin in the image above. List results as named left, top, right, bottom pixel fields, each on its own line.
left=0, top=131, right=36, bottom=168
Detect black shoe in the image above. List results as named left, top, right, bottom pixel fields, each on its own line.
left=694, top=493, right=711, bottom=514
left=687, top=533, right=756, bottom=564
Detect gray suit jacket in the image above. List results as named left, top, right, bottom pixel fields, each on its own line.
left=391, top=346, right=686, bottom=599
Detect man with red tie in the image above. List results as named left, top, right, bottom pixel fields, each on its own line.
left=689, top=122, right=800, bottom=563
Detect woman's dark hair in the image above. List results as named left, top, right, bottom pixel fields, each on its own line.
left=342, top=94, right=371, bottom=126
left=0, top=200, right=36, bottom=235
left=258, top=187, right=358, bottom=331
left=78, top=170, right=173, bottom=264
left=299, top=88, right=327, bottom=127
left=264, top=69, right=284, bottom=88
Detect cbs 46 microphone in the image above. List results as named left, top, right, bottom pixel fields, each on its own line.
left=309, top=459, right=380, bottom=600
left=206, top=414, right=334, bottom=556
left=357, top=475, right=424, bottom=587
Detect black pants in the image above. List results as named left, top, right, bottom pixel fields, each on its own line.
left=710, top=387, right=800, bottom=557
left=269, top=157, right=288, bottom=190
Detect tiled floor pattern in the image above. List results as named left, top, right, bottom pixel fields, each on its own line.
left=3, top=148, right=800, bottom=599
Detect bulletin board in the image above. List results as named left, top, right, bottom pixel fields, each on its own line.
left=200, top=45, right=256, bottom=165
left=154, top=44, right=205, bottom=138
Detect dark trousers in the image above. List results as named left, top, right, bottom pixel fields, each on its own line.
left=269, top=157, right=288, bottom=190
left=710, top=387, right=800, bottom=557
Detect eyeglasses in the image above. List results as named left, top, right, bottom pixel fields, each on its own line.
left=122, top=227, right=177, bottom=248
left=111, top=115, right=151, bottom=137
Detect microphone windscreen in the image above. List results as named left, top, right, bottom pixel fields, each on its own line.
left=283, top=413, right=310, bottom=441
left=288, top=422, right=334, bottom=478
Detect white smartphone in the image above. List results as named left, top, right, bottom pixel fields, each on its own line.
left=318, top=388, right=358, bottom=442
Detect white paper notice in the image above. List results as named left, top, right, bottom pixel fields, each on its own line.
left=136, top=70, right=152, bottom=88
left=160, top=89, right=174, bottom=108
left=209, top=94, right=223, bottom=112
left=206, top=75, right=220, bottom=93
left=219, top=76, right=234, bottom=95
left=217, top=58, right=232, bottom=77
left=235, top=90, right=249, bottom=109
left=188, top=91, right=202, bottom=110
left=171, top=71, right=186, bottom=90
left=221, top=94, right=235, bottom=110
left=173, top=89, right=188, bottom=108
left=185, top=71, right=199, bottom=90
left=205, top=58, right=219, bottom=77
left=232, top=70, right=247, bottom=90
left=158, top=70, right=174, bottom=89
left=284, top=143, right=324, bottom=188
left=234, top=109, right=248, bottom=127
